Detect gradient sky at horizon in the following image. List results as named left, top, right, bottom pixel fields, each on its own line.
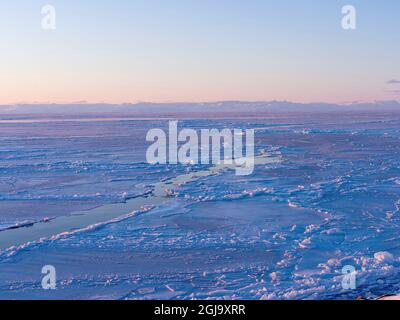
left=1, top=0, right=399, bottom=104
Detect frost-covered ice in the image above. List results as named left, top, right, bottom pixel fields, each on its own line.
left=1, top=113, right=400, bottom=300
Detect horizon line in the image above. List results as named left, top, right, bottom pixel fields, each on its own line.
left=1, top=99, right=400, bottom=107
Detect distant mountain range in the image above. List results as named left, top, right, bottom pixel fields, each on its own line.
left=0, top=101, right=399, bottom=114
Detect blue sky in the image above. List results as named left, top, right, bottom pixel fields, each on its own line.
left=1, top=0, right=399, bottom=104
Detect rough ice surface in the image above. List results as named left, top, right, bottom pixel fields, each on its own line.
left=1, top=113, right=400, bottom=299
